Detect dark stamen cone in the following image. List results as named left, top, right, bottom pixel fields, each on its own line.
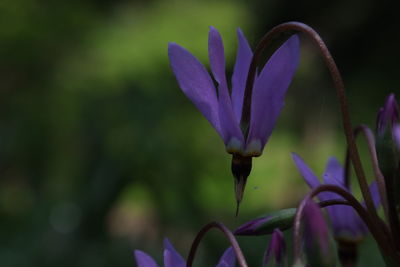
left=235, top=200, right=240, bottom=217
left=231, top=154, right=252, bottom=216
left=234, top=177, right=246, bottom=217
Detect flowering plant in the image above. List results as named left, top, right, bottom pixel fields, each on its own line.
left=134, top=22, right=400, bottom=267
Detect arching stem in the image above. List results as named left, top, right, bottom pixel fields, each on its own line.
left=352, top=125, right=390, bottom=224
left=240, top=21, right=378, bottom=226
left=318, top=199, right=350, bottom=208
left=186, top=221, right=247, bottom=267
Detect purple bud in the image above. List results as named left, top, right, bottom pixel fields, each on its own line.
left=303, top=199, right=336, bottom=267
left=375, top=94, right=400, bottom=209
left=376, top=93, right=399, bottom=136
left=263, top=229, right=286, bottom=267
left=234, top=208, right=296, bottom=236
left=234, top=217, right=271, bottom=235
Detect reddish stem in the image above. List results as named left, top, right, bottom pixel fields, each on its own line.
left=186, top=221, right=247, bottom=267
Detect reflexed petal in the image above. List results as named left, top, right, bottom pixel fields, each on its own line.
left=295, top=155, right=369, bottom=241
left=218, top=90, right=245, bottom=151
left=323, top=157, right=345, bottom=186
left=208, top=27, right=244, bottom=149
left=163, top=238, right=185, bottom=267
left=208, top=26, right=228, bottom=87
left=216, top=247, right=236, bottom=267
left=231, top=28, right=253, bottom=122
left=168, top=43, right=222, bottom=138
left=322, top=157, right=347, bottom=202
left=246, top=35, right=300, bottom=153
left=134, top=250, right=159, bottom=267
left=292, top=153, right=330, bottom=201
left=319, top=157, right=367, bottom=238
left=336, top=181, right=376, bottom=238
left=322, top=158, right=369, bottom=239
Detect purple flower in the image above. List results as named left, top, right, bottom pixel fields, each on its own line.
left=263, top=229, right=286, bottom=267
left=292, top=153, right=380, bottom=241
left=134, top=238, right=235, bottom=267
left=168, top=27, right=300, bottom=157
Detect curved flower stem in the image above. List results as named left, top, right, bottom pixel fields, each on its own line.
left=292, top=184, right=394, bottom=264
left=186, top=221, right=248, bottom=267
left=353, top=125, right=390, bottom=224
left=241, top=21, right=378, bottom=224
left=318, top=199, right=350, bottom=208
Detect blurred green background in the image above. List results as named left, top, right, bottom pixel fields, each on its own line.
left=0, top=0, right=398, bottom=266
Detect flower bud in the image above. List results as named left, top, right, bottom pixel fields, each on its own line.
left=302, top=199, right=336, bottom=267
left=376, top=94, right=399, bottom=136
left=375, top=94, right=400, bottom=207
left=234, top=208, right=296, bottom=236
left=263, top=229, right=286, bottom=267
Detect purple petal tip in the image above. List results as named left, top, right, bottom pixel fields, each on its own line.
left=216, top=247, right=236, bottom=267
left=134, top=250, right=158, bottom=267
left=163, top=238, right=185, bottom=267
